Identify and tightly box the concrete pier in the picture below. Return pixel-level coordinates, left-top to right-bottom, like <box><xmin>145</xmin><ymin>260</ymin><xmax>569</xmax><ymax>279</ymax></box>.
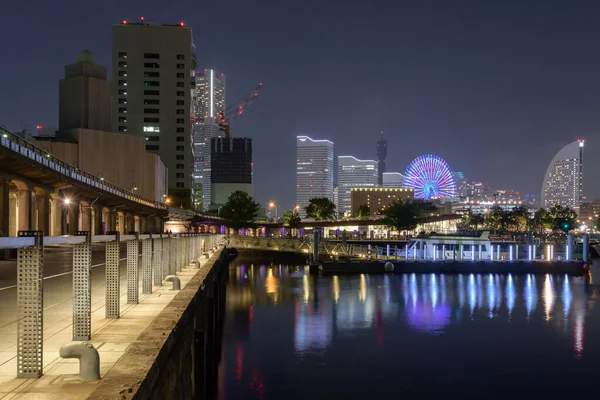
<box><xmin>0</xmin><ymin>242</ymin><xmax>227</xmax><ymax>399</ymax></box>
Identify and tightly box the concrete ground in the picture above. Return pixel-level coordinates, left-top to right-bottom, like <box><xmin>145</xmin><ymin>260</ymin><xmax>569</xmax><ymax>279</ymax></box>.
<box><xmin>0</xmin><ymin>247</ymin><xmax>215</xmax><ymax>399</ymax></box>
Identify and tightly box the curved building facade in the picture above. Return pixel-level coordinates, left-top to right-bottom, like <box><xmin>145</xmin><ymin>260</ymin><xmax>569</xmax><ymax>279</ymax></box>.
<box><xmin>540</xmin><ymin>140</ymin><xmax>584</xmax><ymax>209</ymax></box>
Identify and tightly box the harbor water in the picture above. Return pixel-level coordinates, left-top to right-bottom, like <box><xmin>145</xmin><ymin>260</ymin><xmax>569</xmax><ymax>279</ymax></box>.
<box><xmin>217</xmin><ymin>258</ymin><xmax>600</xmax><ymax>399</ymax></box>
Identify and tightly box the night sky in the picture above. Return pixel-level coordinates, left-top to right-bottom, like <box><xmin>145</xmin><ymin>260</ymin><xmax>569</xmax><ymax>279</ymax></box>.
<box><xmin>2</xmin><ymin>0</ymin><xmax>600</xmax><ymax>210</ymax></box>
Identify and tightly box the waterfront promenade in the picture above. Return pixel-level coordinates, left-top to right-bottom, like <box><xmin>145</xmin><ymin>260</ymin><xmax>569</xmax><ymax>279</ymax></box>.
<box><xmin>0</xmin><ymin>243</ymin><xmax>221</xmax><ymax>399</ymax></box>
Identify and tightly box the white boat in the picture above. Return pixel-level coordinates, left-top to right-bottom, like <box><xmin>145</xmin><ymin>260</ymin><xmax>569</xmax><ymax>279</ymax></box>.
<box><xmin>401</xmin><ymin>231</ymin><xmax>518</xmax><ymax>261</ymax></box>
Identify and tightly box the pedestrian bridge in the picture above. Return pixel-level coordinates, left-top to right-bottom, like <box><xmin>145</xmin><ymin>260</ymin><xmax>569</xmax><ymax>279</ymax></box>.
<box><xmin>226</xmin><ymin>235</ymin><xmax>374</xmax><ymax>258</ymax></box>
<box><xmin>227</xmin><ymin>235</ymin><xmax>309</xmax><ymax>253</ymax></box>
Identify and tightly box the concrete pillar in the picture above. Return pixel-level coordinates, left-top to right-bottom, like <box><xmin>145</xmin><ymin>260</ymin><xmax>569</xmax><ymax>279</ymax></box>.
<box><xmin>139</xmin><ymin>217</ymin><xmax>147</xmax><ymax>233</ymax></box>
<box><xmin>92</xmin><ymin>206</ymin><xmax>103</xmax><ymax>235</ymax></box>
<box><xmin>103</xmin><ymin>209</ymin><xmax>115</xmax><ymax>233</ymax></box>
<box><xmin>117</xmin><ymin>212</ymin><xmax>125</xmax><ymax>235</ymax></box>
<box><xmin>9</xmin><ymin>193</ymin><xmax>17</xmax><ymax>237</ymax></box>
<box><xmin>17</xmin><ymin>188</ymin><xmax>33</xmax><ymax>231</ymax></box>
<box><xmin>583</xmin><ymin>234</ymin><xmax>589</xmax><ymax>263</ymax></box>
<box><xmin>68</xmin><ymin>202</ymin><xmax>79</xmax><ymax>235</ymax></box>
<box><xmin>80</xmin><ymin>204</ymin><xmax>91</xmax><ymax>232</ymax></box>
<box><xmin>49</xmin><ymin>195</ymin><xmax>62</xmax><ymax>236</ymax></box>
<box><xmin>35</xmin><ymin>191</ymin><xmax>50</xmax><ymax>236</ymax></box>
<box><xmin>126</xmin><ymin>214</ymin><xmax>135</xmax><ymax>233</ymax></box>
<box><xmin>146</xmin><ymin>217</ymin><xmax>154</xmax><ymax>234</ymax></box>
<box><xmin>0</xmin><ymin>177</ymin><xmax>8</xmax><ymax>237</ymax></box>
<box><xmin>134</xmin><ymin>216</ymin><xmax>141</xmax><ymax>233</ymax></box>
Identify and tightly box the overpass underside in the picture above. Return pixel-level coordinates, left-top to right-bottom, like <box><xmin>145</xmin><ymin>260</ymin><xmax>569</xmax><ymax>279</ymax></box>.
<box><xmin>0</xmin><ymin>140</ymin><xmax>167</xmax><ymax>236</ymax></box>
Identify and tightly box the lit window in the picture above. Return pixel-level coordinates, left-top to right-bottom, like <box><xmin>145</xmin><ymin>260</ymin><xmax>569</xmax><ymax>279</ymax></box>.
<box><xmin>143</xmin><ymin>126</ymin><xmax>160</xmax><ymax>133</ymax></box>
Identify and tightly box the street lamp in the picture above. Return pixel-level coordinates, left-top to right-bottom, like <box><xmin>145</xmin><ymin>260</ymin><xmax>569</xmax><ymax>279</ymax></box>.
<box><xmin>63</xmin><ymin>198</ymin><xmax>71</xmax><ymax>205</ymax></box>
<box><xmin>269</xmin><ymin>202</ymin><xmax>278</xmax><ymax>220</ymax></box>
<box><xmin>294</xmin><ymin>205</ymin><xmax>300</xmax><ymax>213</ymax></box>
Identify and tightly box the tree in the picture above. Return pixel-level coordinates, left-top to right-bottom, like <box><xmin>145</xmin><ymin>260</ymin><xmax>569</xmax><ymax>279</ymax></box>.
<box><xmin>548</xmin><ymin>205</ymin><xmax>577</xmax><ymax>233</ymax></box>
<box><xmin>461</xmin><ymin>209</ymin><xmax>485</xmax><ymax>230</ymax></box>
<box><xmin>530</xmin><ymin>208</ymin><xmax>552</xmax><ymax>233</ymax></box>
<box><xmin>508</xmin><ymin>206</ymin><xmax>529</xmax><ymax>232</ymax></box>
<box><xmin>461</xmin><ymin>208</ymin><xmax>473</xmax><ymax>229</ymax></box>
<box><xmin>220</xmin><ymin>191</ymin><xmax>260</xmax><ymax>230</ymax></box>
<box><xmin>471</xmin><ymin>213</ymin><xmax>485</xmax><ymax>230</ymax></box>
<box><xmin>381</xmin><ymin>200</ymin><xmax>418</xmax><ymax>233</ymax></box>
<box><xmin>282</xmin><ymin>210</ymin><xmax>302</xmax><ymax>229</ymax></box>
<box><xmin>486</xmin><ymin>206</ymin><xmax>505</xmax><ymax>232</ymax></box>
<box><xmin>414</xmin><ymin>201</ymin><xmax>439</xmax><ymax>217</ymax></box>
<box><xmin>305</xmin><ymin>197</ymin><xmax>336</xmax><ymax>220</ymax></box>
<box><xmin>357</xmin><ymin>204</ymin><xmax>370</xmax><ymax>218</ymax></box>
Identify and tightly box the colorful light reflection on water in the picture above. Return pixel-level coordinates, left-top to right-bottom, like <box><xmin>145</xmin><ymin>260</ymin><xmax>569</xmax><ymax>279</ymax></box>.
<box><xmin>218</xmin><ymin>262</ymin><xmax>600</xmax><ymax>399</ymax></box>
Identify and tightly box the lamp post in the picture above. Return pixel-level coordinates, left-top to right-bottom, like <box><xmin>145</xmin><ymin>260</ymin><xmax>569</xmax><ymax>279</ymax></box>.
<box><xmin>269</xmin><ymin>202</ymin><xmax>278</xmax><ymax>221</ymax></box>
<box><xmin>63</xmin><ymin>198</ymin><xmax>71</xmax><ymax>235</ymax></box>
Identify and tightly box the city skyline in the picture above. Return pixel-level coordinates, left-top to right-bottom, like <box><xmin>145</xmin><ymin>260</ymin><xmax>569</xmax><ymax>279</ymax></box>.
<box><xmin>3</xmin><ymin>3</ymin><xmax>600</xmax><ymax>210</ymax></box>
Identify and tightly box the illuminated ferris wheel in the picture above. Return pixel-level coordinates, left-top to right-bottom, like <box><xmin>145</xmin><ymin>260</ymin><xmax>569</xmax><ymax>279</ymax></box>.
<box><xmin>402</xmin><ymin>154</ymin><xmax>456</xmax><ymax>200</ymax></box>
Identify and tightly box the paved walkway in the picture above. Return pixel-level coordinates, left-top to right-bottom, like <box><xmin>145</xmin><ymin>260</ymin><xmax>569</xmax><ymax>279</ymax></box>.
<box><xmin>0</xmin><ymin>251</ymin><xmax>217</xmax><ymax>399</ymax></box>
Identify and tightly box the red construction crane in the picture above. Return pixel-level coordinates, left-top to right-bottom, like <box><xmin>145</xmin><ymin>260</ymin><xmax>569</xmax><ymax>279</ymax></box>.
<box><xmin>218</xmin><ymin>82</ymin><xmax>263</xmax><ymax>137</ymax></box>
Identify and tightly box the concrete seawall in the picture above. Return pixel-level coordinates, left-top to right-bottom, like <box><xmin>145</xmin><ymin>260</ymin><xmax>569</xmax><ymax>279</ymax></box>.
<box><xmin>87</xmin><ymin>247</ymin><xmax>229</xmax><ymax>400</ymax></box>
<box><xmin>319</xmin><ymin>260</ymin><xmax>586</xmax><ymax>275</ymax></box>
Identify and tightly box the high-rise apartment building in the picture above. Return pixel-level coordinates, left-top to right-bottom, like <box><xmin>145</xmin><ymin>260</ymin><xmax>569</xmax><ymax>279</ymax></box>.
<box><xmin>337</xmin><ymin>156</ymin><xmax>378</xmax><ymax>216</ymax></box>
<box><xmin>296</xmin><ymin>136</ymin><xmax>334</xmax><ymax>218</ymax></box>
<box><xmin>377</xmin><ymin>134</ymin><xmax>387</xmax><ymax>185</ymax></box>
<box><xmin>382</xmin><ymin>172</ymin><xmax>404</xmax><ymax>188</ymax></box>
<box><xmin>210</xmin><ymin>137</ymin><xmax>252</xmax><ymax>210</ymax></box>
<box><xmin>112</xmin><ymin>21</ymin><xmax>197</xmax><ymax>208</ymax></box>
<box><xmin>541</xmin><ymin>140</ymin><xmax>584</xmax><ymax>209</ymax></box>
<box><xmin>193</xmin><ymin>69</ymin><xmax>226</xmax><ymax>210</ymax></box>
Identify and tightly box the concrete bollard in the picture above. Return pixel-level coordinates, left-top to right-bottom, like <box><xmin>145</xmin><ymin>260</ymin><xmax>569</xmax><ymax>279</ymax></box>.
<box><xmin>202</xmin><ymin>252</ymin><xmax>210</xmax><ymax>259</ymax></box>
<box><xmin>165</xmin><ymin>275</ymin><xmax>181</xmax><ymax>290</ymax></box>
<box><xmin>59</xmin><ymin>342</ymin><xmax>101</xmax><ymax>381</ymax></box>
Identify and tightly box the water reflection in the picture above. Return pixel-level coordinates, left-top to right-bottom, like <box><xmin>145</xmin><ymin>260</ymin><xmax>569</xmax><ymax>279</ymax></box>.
<box><xmin>221</xmin><ymin>263</ymin><xmax>595</xmax><ymax>399</ymax></box>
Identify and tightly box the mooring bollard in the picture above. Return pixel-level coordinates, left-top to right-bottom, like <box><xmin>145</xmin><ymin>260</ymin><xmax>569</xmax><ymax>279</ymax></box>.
<box><xmin>165</xmin><ymin>275</ymin><xmax>181</xmax><ymax>290</ymax></box>
<box><xmin>59</xmin><ymin>342</ymin><xmax>101</xmax><ymax>381</ymax></box>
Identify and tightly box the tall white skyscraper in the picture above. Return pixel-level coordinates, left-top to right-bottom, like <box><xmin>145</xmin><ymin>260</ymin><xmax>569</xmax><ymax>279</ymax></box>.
<box><xmin>193</xmin><ymin>69</ymin><xmax>226</xmax><ymax>210</ymax></box>
<box><xmin>541</xmin><ymin>140</ymin><xmax>584</xmax><ymax>209</ymax></box>
<box><xmin>337</xmin><ymin>156</ymin><xmax>378</xmax><ymax>216</ymax></box>
<box><xmin>195</xmin><ymin>69</ymin><xmax>226</xmax><ymax>123</ymax></box>
<box><xmin>296</xmin><ymin>136</ymin><xmax>334</xmax><ymax>218</ymax></box>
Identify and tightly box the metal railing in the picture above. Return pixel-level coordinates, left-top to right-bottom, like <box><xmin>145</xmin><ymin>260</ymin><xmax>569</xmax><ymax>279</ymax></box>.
<box><xmin>0</xmin><ymin>231</ymin><xmax>224</xmax><ymax>379</ymax></box>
